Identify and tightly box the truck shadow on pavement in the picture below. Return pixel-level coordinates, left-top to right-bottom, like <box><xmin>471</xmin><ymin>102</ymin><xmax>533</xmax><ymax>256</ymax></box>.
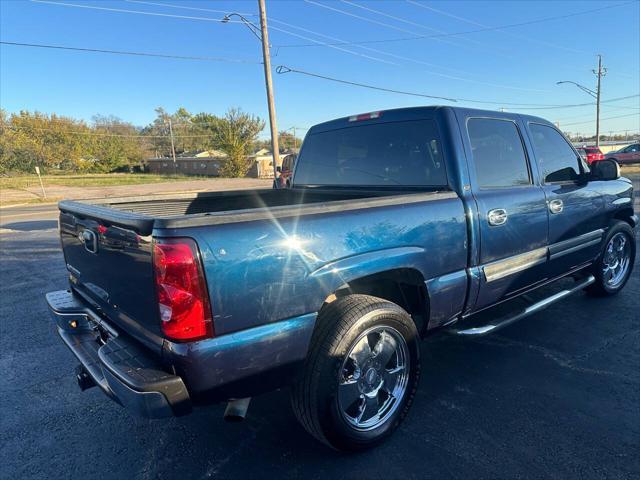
<box><xmin>0</xmin><ymin>220</ymin><xmax>58</xmax><ymax>231</ymax></box>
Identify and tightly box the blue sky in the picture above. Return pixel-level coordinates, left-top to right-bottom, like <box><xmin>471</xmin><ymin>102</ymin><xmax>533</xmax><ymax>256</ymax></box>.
<box><xmin>1</xmin><ymin>0</ymin><xmax>639</xmax><ymax>138</ymax></box>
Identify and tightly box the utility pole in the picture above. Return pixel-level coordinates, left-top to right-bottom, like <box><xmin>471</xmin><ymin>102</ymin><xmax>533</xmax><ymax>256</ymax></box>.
<box><xmin>168</xmin><ymin>118</ymin><xmax>177</xmax><ymax>175</ymax></box>
<box><xmin>593</xmin><ymin>54</ymin><xmax>606</xmax><ymax>148</ymax></box>
<box><xmin>557</xmin><ymin>55</ymin><xmax>606</xmax><ymax>148</ymax></box>
<box><xmin>257</xmin><ymin>0</ymin><xmax>280</xmax><ymax>180</ymax></box>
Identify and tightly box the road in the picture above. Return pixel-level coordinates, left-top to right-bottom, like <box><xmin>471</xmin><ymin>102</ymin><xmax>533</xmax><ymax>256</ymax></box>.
<box><xmin>0</xmin><ymin>204</ymin><xmax>60</xmax><ymax>232</ymax></box>
<box><xmin>1</xmin><ymin>195</ymin><xmax>639</xmax><ymax>479</ymax></box>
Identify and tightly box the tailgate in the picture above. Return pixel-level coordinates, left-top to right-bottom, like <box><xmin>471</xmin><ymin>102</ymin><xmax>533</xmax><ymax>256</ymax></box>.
<box><xmin>59</xmin><ymin>209</ymin><xmax>163</xmax><ymax>351</ymax></box>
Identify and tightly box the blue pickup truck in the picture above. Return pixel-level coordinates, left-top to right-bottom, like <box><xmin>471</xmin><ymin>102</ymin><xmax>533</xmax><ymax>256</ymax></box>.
<box><xmin>47</xmin><ymin>106</ymin><xmax>636</xmax><ymax>451</ymax></box>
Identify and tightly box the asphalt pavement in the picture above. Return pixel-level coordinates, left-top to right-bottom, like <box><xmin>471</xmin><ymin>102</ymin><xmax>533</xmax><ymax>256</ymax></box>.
<box><xmin>1</xmin><ymin>197</ymin><xmax>639</xmax><ymax>479</ymax></box>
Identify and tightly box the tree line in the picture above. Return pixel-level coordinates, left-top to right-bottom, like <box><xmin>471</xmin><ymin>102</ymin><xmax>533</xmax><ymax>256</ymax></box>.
<box><xmin>0</xmin><ymin>107</ymin><xmax>303</xmax><ymax>177</ymax></box>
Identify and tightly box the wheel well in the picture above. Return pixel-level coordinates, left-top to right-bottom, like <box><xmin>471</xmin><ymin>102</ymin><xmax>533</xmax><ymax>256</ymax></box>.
<box><xmin>614</xmin><ymin>207</ymin><xmax>635</xmax><ymax>227</ymax></box>
<box><xmin>329</xmin><ymin>269</ymin><xmax>430</xmax><ymax>337</ymax></box>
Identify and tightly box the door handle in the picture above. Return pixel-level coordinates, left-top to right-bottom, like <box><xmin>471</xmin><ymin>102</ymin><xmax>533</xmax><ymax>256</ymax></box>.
<box><xmin>79</xmin><ymin>229</ymin><xmax>98</xmax><ymax>254</ymax></box>
<box><xmin>548</xmin><ymin>199</ymin><xmax>564</xmax><ymax>214</ymax></box>
<box><xmin>487</xmin><ymin>208</ymin><xmax>508</xmax><ymax>226</ymax></box>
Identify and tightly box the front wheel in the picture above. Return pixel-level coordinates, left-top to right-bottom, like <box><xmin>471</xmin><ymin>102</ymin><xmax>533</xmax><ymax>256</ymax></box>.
<box><xmin>587</xmin><ymin>221</ymin><xmax>635</xmax><ymax>296</ymax></box>
<box><xmin>291</xmin><ymin>295</ymin><xmax>420</xmax><ymax>451</ymax></box>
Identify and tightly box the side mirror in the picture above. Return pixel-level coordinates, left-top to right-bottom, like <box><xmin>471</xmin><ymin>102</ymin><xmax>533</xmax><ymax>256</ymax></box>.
<box><xmin>276</xmin><ymin>166</ymin><xmax>282</xmax><ymax>173</ymax></box>
<box><xmin>591</xmin><ymin>158</ymin><xmax>620</xmax><ymax>181</ymax></box>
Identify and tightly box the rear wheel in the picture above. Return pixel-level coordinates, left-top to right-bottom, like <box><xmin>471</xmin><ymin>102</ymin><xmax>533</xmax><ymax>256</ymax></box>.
<box><xmin>587</xmin><ymin>221</ymin><xmax>635</xmax><ymax>296</ymax></box>
<box><xmin>291</xmin><ymin>294</ymin><xmax>420</xmax><ymax>451</ymax></box>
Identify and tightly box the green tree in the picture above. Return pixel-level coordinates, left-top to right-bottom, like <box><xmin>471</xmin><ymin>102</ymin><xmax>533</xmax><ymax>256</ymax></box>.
<box><xmin>213</xmin><ymin>108</ymin><xmax>265</xmax><ymax>177</ymax></box>
<box><xmin>0</xmin><ymin>111</ymin><xmax>90</xmax><ymax>173</ymax></box>
<box><xmin>86</xmin><ymin>115</ymin><xmax>148</xmax><ymax>172</ymax></box>
<box><xmin>141</xmin><ymin>107</ymin><xmax>215</xmax><ymax>157</ymax></box>
<box><xmin>278</xmin><ymin>130</ymin><xmax>303</xmax><ymax>152</ymax></box>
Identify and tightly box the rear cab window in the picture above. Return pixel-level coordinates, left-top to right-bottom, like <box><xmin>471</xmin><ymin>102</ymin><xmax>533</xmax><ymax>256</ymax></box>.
<box><xmin>528</xmin><ymin>123</ymin><xmax>584</xmax><ymax>183</ymax></box>
<box><xmin>466</xmin><ymin>118</ymin><xmax>531</xmax><ymax>188</ymax></box>
<box><xmin>293</xmin><ymin>119</ymin><xmax>448</xmax><ymax>188</ymax></box>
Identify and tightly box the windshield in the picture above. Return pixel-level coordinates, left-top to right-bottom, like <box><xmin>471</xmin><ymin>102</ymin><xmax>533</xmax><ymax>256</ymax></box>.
<box><xmin>294</xmin><ymin>119</ymin><xmax>448</xmax><ymax>187</ymax></box>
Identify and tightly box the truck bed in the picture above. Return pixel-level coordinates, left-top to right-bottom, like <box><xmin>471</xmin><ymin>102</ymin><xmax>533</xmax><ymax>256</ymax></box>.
<box><xmin>59</xmin><ymin>188</ymin><xmax>445</xmax><ymax>235</ymax></box>
<box><xmin>58</xmin><ymin>186</ymin><xmax>462</xmax><ymax>350</ymax></box>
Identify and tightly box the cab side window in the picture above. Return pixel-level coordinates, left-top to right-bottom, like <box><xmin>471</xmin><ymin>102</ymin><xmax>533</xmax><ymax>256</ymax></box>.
<box><xmin>529</xmin><ymin>124</ymin><xmax>581</xmax><ymax>183</ymax></box>
<box><xmin>467</xmin><ymin>118</ymin><xmax>531</xmax><ymax>188</ymax></box>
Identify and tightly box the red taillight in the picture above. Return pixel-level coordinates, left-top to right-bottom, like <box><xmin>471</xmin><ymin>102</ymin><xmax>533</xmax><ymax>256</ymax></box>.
<box><xmin>586</xmin><ymin>152</ymin><xmax>605</xmax><ymax>164</ymax></box>
<box><xmin>152</xmin><ymin>238</ymin><xmax>213</xmax><ymax>342</ymax></box>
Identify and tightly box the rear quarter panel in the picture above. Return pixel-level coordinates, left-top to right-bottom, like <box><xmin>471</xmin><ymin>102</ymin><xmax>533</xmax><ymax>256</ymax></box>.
<box><xmin>155</xmin><ymin>193</ymin><xmax>468</xmax><ymax>336</ymax></box>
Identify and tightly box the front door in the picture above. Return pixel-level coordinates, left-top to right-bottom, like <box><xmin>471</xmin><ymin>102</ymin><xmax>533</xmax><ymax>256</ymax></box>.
<box><xmin>464</xmin><ymin>116</ymin><xmax>550</xmax><ymax>310</ymax></box>
<box><xmin>525</xmin><ymin>123</ymin><xmax>605</xmax><ymax>275</ymax></box>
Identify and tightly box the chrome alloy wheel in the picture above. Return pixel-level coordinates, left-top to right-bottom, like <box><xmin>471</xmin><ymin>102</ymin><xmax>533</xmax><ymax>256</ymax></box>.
<box><xmin>603</xmin><ymin>232</ymin><xmax>631</xmax><ymax>288</ymax></box>
<box><xmin>338</xmin><ymin>326</ymin><xmax>410</xmax><ymax>431</ymax></box>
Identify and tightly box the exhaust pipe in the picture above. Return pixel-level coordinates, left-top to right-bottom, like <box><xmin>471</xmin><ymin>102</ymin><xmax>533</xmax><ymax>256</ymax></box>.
<box><xmin>223</xmin><ymin>398</ymin><xmax>251</xmax><ymax>422</ymax></box>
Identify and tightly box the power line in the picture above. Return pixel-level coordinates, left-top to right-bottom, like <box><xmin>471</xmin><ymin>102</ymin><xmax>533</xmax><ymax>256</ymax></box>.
<box><xmin>123</xmin><ymin>0</ymin><xmax>403</xmax><ymax>68</ymax></box>
<box><xmin>30</xmin><ymin>0</ymin><xmax>395</xmax><ymax>66</ymax></box>
<box><xmin>278</xmin><ymin>1</ymin><xmax>635</xmax><ymax>48</ymax></box>
<box><xmin>127</xmin><ymin>0</ymin><xmax>482</xmax><ymax>76</ymax></box>
<box><xmin>601</xmin><ymin>103</ymin><xmax>640</xmax><ymax>111</ymax></box>
<box><xmin>305</xmin><ymin>0</ymin><xmax>450</xmax><ymax>41</ymax></box>
<box><xmin>406</xmin><ymin>0</ymin><xmax>589</xmax><ymax>55</ymax></box>
<box><xmin>125</xmin><ymin>0</ymin><xmax>257</xmax><ymax>17</ymax></box>
<box><xmin>338</xmin><ymin>0</ymin><xmax>507</xmax><ymax>55</ymax></box>
<box><xmin>276</xmin><ymin>65</ymin><xmax>640</xmax><ymax>108</ymax></box>
<box><xmin>331</xmin><ymin>0</ymin><xmax>476</xmax><ymax>51</ymax></box>
<box><xmin>555</xmin><ymin>106</ymin><xmax>640</xmax><ymax>121</ymax></box>
<box><xmin>276</xmin><ymin>65</ymin><xmax>457</xmax><ymax>102</ymax></box>
<box><xmin>0</xmin><ymin>41</ymin><xmax>261</xmax><ymax>64</ymax></box>
<box><xmin>267</xmin><ymin>23</ymin><xmax>396</xmax><ymax>66</ymax></box>
<box><xmin>511</xmin><ymin>95</ymin><xmax>640</xmax><ymax>110</ymax></box>
<box><xmin>30</xmin><ymin>0</ymin><xmax>245</xmax><ymax>23</ymax></box>
<box><xmin>132</xmin><ymin>0</ymin><xmax>548</xmax><ymax>92</ymax></box>
<box><xmin>269</xmin><ymin>18</ymin><xmax>545</xmax><ymax>92</ymax></box>
<box><xmin>559</xmin><ymin>112</ymin><xmax>640</xmax><ymax>127</ymax></box>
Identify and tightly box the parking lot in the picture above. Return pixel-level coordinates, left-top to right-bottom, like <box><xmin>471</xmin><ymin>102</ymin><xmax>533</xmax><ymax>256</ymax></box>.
<box><xmin>1</xmin><ymin>186</ymin><xmax>639</xmax><ymax>479</ymax></box>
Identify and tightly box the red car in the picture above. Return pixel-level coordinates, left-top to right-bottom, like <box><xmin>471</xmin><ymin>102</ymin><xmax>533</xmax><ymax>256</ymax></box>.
<box><xmin>605</xmin><ymin>143</ymin><xmax>640</xmax><ymax>165</ymax></box>
<box><xmin>576</xmin><ymin>146</ymin><xmax>605</xmax><ymax>164</ymax></box>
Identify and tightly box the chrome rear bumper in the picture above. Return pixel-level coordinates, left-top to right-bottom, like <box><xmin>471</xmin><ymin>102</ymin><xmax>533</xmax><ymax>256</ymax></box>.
<box><xmin>46</xmin><ymin>290</ymin><xmax>191</xmax><ymax>418</ymax></box>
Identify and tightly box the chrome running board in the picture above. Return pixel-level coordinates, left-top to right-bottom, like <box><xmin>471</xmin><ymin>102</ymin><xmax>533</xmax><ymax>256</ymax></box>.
<box><xmin>451</xmin><ymin>275</ymin><xmax>595</xmax><ymax>336</ymax></box>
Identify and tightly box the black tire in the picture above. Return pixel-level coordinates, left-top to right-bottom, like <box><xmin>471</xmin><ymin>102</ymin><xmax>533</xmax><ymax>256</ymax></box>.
<box><xmin>291</xmin><ymin>294</ymin><xmax>420</xmax><ymax>451</ymax></box>
<box><xmin>586</xmin><ymin>221</ymin><xmax>635</xmax><ymax>296</ymax></box>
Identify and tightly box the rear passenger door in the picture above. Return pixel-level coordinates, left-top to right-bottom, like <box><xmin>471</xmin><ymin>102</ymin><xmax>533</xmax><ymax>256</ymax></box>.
<box><xmin>526</xmin><ymin>123</ymin><xmax>605</xmax><ymax>275</ymax></box>
<box><xmin>464</xmin><ymin>117</ymin><xmax>550</xmax><ymax>310</ymax></box>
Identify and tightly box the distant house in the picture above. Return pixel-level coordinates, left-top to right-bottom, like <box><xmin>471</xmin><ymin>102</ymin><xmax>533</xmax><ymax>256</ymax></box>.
<box><xmin>146</xmin><ymin>150</ymin><xmax>228</xmax><ymax>176</ymax></box>
<box><xmin>145</xmin><ymin>149</ymin><xmax>295</xmax><ymax>178</ymax></box>
<box><xmin>248</xmin><ymin>150</ymin><xmax>295</xmax><ymax>178</ymax></box>
<box><xmin>177</xmin><ymin>150</ymin><xmax>227</xmax><ymax>159</ymax></box>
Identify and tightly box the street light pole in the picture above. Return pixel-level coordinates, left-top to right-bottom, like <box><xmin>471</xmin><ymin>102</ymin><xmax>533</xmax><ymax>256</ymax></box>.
<box><xmin>257</xmin><ymin>0</ymin><xmax>280</xmax><ymax>180</ymax></box>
